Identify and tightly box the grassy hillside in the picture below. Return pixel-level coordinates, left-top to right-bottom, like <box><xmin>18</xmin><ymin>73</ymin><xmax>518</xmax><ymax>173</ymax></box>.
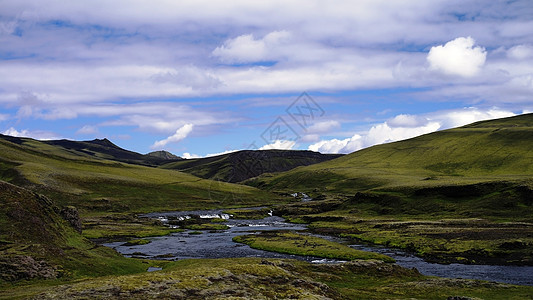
<box><xmin>161</xmin><ymin>149</ymin><xmax>343</xmax><ymax>182</ymax></box>
<box><xmin>250</xmin><ymin>113</ymin><xmax>533</xmax><ymax>197</ymax></box>
<box><xmin>0</xmin><ymin>135</ymin><xmax>279</xmax><ymax>215</ymax></box>
<box><xmin>248</xmin><ymin>113</ymin><xmax>533</xmax><ymax>265</ymax></box>
<box><xmin>0</xmin><ymin>181</ymin><xmax>146</xmax><ymax>285</ymax></box>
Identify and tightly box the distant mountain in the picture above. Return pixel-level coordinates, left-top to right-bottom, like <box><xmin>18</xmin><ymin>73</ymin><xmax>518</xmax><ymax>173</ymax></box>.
<box><xmin>43</xmin><ymin>138</ymin><xmax>181</xmax><ymax>166</ymax></box>
<box><xmin>146</xmin><ymin>150</ymin><xmax>181</xmax><ymax>160</ymax></box>
<box><xmin>161</xmin><ymin>150</ymin><xmax>343</xmax><ymax>183</ymax></box>
<box><xmin>0</xmin><ymin>134</ymin><xmax>277</xmax><ymax>213</ymax></box>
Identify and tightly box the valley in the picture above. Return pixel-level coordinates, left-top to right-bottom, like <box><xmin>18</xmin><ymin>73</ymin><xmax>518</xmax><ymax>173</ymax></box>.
<box><xmin>1</xmin><ymin>114</ymin><xmax>533</xmax><ymax>299</ymax></box>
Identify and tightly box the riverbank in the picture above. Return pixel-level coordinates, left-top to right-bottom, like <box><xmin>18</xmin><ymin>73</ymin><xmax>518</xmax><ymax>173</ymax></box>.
<box><xmin>104</xmin><ymin>208</ymin><xmax>533</xmax><ymax>286</ymax></box>
<box><xmin>15</xmin><ymin>258</ymin><xmax>533</xmax><ymax>300</ymax></box>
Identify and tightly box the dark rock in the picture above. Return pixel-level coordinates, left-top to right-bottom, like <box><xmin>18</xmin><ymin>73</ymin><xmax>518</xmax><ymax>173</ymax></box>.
<box><xmin>60</xmin><ymin>206</ymin><xmax>82</xmax><ymax>233</ymax></box>
<box><xmin>0</xmin><ymin>255</ymin><xmax>58</xmax><ymax>281</ymax></box>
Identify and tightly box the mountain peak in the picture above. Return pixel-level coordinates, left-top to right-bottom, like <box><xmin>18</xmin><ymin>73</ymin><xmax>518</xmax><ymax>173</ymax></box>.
<box><xmin>146</xmin><ymin>150</ymin><xmax>181</xmax><ymax>160</ymax></box>
<box><xmin>88</xmin><ymin>138</ymin><xmax>117</xmax><ymax>148</ymax></box>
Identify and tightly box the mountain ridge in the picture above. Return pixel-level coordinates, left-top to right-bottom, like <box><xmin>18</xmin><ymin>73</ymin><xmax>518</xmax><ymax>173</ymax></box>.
<box><xmin>161</xmin><ymin>149</ymin><xmax>343</xmax><ymax>182</ymax></box>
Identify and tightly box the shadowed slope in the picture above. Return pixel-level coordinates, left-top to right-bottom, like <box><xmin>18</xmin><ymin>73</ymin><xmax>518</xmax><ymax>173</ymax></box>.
<box><xmin>162</xmin><ymin>149</ymin><xmax>343</xmax><ymax>182</ymax></box>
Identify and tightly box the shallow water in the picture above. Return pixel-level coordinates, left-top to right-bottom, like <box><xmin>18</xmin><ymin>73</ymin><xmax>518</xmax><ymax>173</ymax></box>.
<box><xmin>350</xmin><ymin>245</ymin><xmax>533</xmax><ymax>286</ymax></box>
<box><xmin>105</xmin><ymin>209</ymin><xmax>333</xmax><ymax>263</ymax></box>
<box><xmin>103</xmin><ymin>209</ymin><xmax>533</xmax><ymax>286</ymax></box>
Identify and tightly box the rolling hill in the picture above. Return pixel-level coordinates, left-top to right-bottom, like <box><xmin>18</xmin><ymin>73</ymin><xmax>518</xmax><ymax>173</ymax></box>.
<box><xmin>0</xmin><ymin>134</ymin><xmax>279</xmax><ymax>215</ymax></box>
<box><xmin>247</xmin><ymin>113</ymin><xmax>533</xmax><ymax>265</ymax></box>
<box><xmin>161</xmin><ymin>149</ymin><xmax>343</xmax><ymax>182</ymax></box>
<box><xmin>42</xmin><ymin>137</ymin><xmax>182</xmax><ymax>166</ymax></box>
<box><xmin>249</xmin><ymin>113</ymin><xmax>533</xmax><ymax>197</ymax></box>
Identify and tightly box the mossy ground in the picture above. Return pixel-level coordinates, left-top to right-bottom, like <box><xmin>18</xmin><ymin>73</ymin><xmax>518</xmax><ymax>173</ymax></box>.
<box><xmin>6</xmin><ymin>258</ymin><xmax>533</xmax><ymax>299</ymax></box>
<box><xmin>234</xmin><ymin>231</ymin><xmax>394</xmax><ymax>262</ymax></box>
<box><xmin>276</xmin><ymin>199</ymin><xmax>533</xmax><ymax>265</ymax></box>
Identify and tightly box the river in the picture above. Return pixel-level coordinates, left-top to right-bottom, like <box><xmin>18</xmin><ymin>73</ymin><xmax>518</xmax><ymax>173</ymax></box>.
<box><xmin>103</xmin><ymin>209</ymin><xmax>533</xmax><ymax>286</ymax></box>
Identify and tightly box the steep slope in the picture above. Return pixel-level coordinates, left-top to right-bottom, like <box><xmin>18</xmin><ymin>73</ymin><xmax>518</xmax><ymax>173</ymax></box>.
<box><xmin>43</xmin><ymin>137</ymin><xmax>181</xmax><ymax>166</ymax></box>
<box><xmin>0</xmin><ymin>180</ymin><xmax>145</xmax><ymax>283</ymax></box>
<box><xmin>161</xmin><ymin>149</ymin><xmax>343</xmax><ymax>182</ymax></box>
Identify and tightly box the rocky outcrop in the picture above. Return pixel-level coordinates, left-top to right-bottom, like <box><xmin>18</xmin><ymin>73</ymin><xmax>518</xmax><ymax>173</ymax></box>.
<box><xmin>60</xmin><ymin>206</ymin><xmax>82</xmax><ymax>233</ymax></box>
<box><xmin>0</xmin><ymin>255</ymin><xmax>58</xmax><ymax>281</ymax></box>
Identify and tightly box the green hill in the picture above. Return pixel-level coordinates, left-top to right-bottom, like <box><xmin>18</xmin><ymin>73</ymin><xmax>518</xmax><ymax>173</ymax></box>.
<box><xmin>42</xmin><ymin>137</ymin><xmax>181</xmax><ymax>166</ymax></box>
<box><xmin>0</xmin><ymin>180</ymin><xmax>146</xmax><ymax>284</ymax></box>
<box><xmin>161</xmin><ymin>149</ymin><xmax>343</xmax><ymax>183</ymax></box>
<box><xmin>0</xmin><ymin>135</ymin><xmax>277</xmax><ymax>214</ymax></box>
<box><xmin>247</xmin><ymin>113</ymin><xmax>533</xmax><ymax>265</ymax></box>
<box><xmin>250</xmin><ymin>113</ymin><xmax>533</xmax><ymax>197</ymax></box>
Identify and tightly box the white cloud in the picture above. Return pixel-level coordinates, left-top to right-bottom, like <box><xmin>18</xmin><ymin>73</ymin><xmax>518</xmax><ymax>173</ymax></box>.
<box><xmin>76</xmin><ymin>125</ymin><xmax>98</xmax><ymax>135</ymax></box>
<box><xmin>306</xmin><ymin>120</ymin><xmax>341</xmax><ymax>133</ymax></box>
<box><xmin>309</xmin><ymin>136</ymin><xmax>361</xmax><ymax>154</ymax></box>
<box><xmin>387</xmin><ymin>114</ymin><xmax>429</xmax><ymax>128</ymax></box>
<box><xmin>0</xmin><ymin>114</ymin><xmax>9</xmax><ymax>121</ymax></box>
<box><xmin>0</xmin><ymin>0</ymin><xmax>532</xmax><ymax>155</ymax></box>
<box><xmin>301</xmin><ymin>134</ymin><xmax>320</xmax><ymax>143</ymax></box>
<box><xmin>507</xmin><ymin>45</ymin><xmax>533</xmax><ymax>60</ymax></box>
<box><xmin>205</xmin><ymin>149</ymin><xmax>239</xmax><ymax>157</ymax></box>
<box><xmin>151</xmin><ymin>124</ymin><xmax>194</xmax><ymax>150</ymax></box>
<box><xmin>182</xmin><ymin>152</ymin><xmax>201</xmax><ymax>159</ymax></box>
<box><xmin>150</xmin><ymin>66</ymin><xmax>222</xmax><ymax>89</ymax></box>
<box><xmin>427</xmin><ymin>37</ymin><xmax>487</xmax><ymax>77</ymax></box>
<box><xmin>259</xmin><ymin>139</ymin><xmax>296</xmax><ymax>150</ymax></box>
<box><xmin>212</xmin><ymin>31</ymin><xmax>291</xmax><ymax>63</ymax></box>
<box><xmin>2</xmin><ymin>127</ymin><xmax>60</xmax><ymax>140</ymax></box>
<box><xmin>309</xmin><ymin>107</ymin><xmax>515</xmax><ymax>154</ymax></box>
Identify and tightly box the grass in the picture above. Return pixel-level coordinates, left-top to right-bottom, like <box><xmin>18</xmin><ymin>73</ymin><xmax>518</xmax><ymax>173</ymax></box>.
<box><xmin>6</xmin><ymin>257</ymin><xmax>533</xmax><ymax>299</ymax></box>
<box><xmin>275</xmin><ymin>201</ymin><xmax>533</xmax><ymax>265</ymax></box>
<box><xmin>246</xmin><ymin>114</ymin><xmax>533</xmax><ymax>265</ymax></box>
<box><xmin>160</xmin><ymin>149</ymin><xmax>342</xmax><ymax>183</ymax></box>
<box><xmin>0</xmin><ymin>136</ymin><xmax>284</xmax><ymax>216</ymax></box>
<box><xmin>233</xmin><ymin>231</ymin><xmax>394</xmax><ymax>262</ymax></box>
<box><xmin>0</xmin><ymin>181</ymin><xmax>148</xmax><ymax>287</ymax></box>
<box><xmin>248</xmin><ymin>113</ymin><xmax>533</xmax><ymax>195</ymax></box>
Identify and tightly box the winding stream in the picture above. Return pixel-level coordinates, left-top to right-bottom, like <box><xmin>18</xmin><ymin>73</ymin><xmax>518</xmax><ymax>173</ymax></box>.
<box><xmin>103</xmin><ymin>209</ymin><xmax>533</xmax><ymax>286</ymax></box>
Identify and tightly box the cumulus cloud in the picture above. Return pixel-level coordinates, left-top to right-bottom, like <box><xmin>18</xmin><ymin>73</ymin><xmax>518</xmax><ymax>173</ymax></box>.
<box><xmin>151</xmin><ymin>124</ymin><xmax>194</xmax><ymax>150</ymax></box>
<box><xmin>259</xmin><ymin>139</ymin><xmax>296</xmax><ymax>150</ymax></box>
<box><xmin>2</xmin><ymin>127</ymin><xmax>60</xmax><ymax>140</ymax></box>
<box><xmin>427</xmin><ymin>37</ymin><xmax>487</xmax><ymax>77</ymax></box>
<box><xmin>212</xmin><ymin>31</ymin><xmax>291</xmax><ymax>63</ymax></box>
<box><xmin>309</xmin><ymin>108</ymin><xmax>515</xmax><ymax>154</ymax></box>
<box><xmin>386</xmin><ymin>114</ymin><xmax>429</xmax><ymax>128</ymax></box>
<box><xmin>309</xmin><ymin>136</ymin><xmax>361</xmax><ymax>154</ymax></box>
<box><xmin>182</xmin><ymin>152</ymin><xmax>201</xmax><ymax>159</ymax></box>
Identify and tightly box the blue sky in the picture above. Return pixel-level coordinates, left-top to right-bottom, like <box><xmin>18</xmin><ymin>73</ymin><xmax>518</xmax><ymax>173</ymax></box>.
<box><xmin>0</xmin><ymin>1</ymin><xmax>532</xmax><ymax>157</ymax></box>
